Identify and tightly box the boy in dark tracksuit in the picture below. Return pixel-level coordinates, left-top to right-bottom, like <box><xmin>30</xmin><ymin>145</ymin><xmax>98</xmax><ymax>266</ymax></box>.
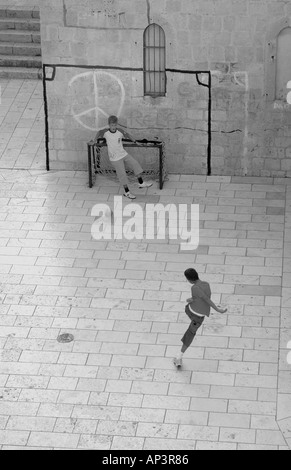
<box><xmin>174</xmin><ymin>268</ymin><xmax>228</xmax><ymax>368</ymax></box>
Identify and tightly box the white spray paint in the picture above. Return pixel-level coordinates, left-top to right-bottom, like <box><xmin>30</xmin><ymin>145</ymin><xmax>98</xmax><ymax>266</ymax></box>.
<box><xmin>69</xmin><ymin>71</ymin><xmax>126</xmax><ymax>131</ymax></box>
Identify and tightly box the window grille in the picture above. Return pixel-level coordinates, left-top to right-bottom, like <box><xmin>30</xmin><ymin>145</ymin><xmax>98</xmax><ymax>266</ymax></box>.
<box><xmin>144</xmin><ymin>23</ymin><xmax>166</xmax><ymax>97</ymax></box>
<box><xmin>276</xmin><ymin>27</ymin><xmax>291</xmax><ymax>100</ymax></box>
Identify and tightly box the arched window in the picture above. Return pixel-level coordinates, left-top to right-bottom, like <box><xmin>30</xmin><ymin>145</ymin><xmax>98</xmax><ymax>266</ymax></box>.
<box><xmin>276</xmin><ymin>27</ymin><xmax>291</xmax><ymax>100</ymax></box>
<box><xmin>143</xmin><ymin>23</ymin><xmax>166</xmax><ymax>97</ymax></box>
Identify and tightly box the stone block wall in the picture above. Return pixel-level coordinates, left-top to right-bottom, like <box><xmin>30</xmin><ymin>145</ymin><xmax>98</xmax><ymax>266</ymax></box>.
<box><xmin>40</xmin><ymin>0</ymin><xmax>291</xmax><ymax>176</ymax></box>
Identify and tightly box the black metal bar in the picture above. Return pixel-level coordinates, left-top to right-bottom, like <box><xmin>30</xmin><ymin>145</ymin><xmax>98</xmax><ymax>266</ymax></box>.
<box><xmin>159</xmin><ymin>27</ymin><xmax>161</xmax><ymax>93</ymax></box>
<box><xmin>42</xmin><ymin>63</ymin><xmax>144</xmax><ymax>72</ymax></box>
<box><xmin>43</xmin><ymin>65</ymin><xmax>56</xmax><ymax>82</ymax></box>
<box><xmin>166</xmin><ymin>68</ymin><xmax>210</xmax><ymax>74</ymax></box>
<box><xmin>43</xmin><ymin>63</ymin><xmax>209</xmax><ymax>75</ymax></box>
<box><xmin>159</xmin><ymin>144</ymin><xmax>163</xmax><ymax>190</ymax></box>
<box><xmin>208</xmin><ymin>73</ymin><xmax>212</xmax><ymax>176</ymax></box>
<box><xmin>143</xmin><ymin>28</ymin><xmax>147</xmax><ymax>96</ymax></box>
<box><xmin>88</xmin><ymin>143</ymin><xmax>93</xmax><ymax>188</ymax></box>
<box><xmin>95</xmin><ymin>140</ymin><xmax>163</xmax><ymax>146</ymax></box>
<box><xmin>95</xmin><ymin>145</ymin><xmax>101</xmax><ymax>172</ymax></box>
<box><xmin>154</xmin><ymin>24</ymin><xmax>156</xmax><ymax>93</ymax></box>
<box><xmin>196</xmin><ymin>73</ymin><xmax>209</xmax><ymax>88</ymax></box>
<box><xmin>163</xmin><ymin>29</ymin><xmax>166</xmax><ymax>95</ymax></box>
<box><xmin>195</xmin><ymin>72</ymin><xmax>212</xmax><ymax>175</ymax></box>
<box><xmin>42</xmin><ymin>64</ymin><xmax>50</xmax><ymax>171</ymax></box>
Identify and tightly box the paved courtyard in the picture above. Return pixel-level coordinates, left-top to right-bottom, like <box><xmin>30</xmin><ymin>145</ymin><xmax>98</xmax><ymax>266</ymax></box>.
<box><xmin>0</xmin><ymin>78</ymin><xmax>291</xmax><ymax>450</ymax></box>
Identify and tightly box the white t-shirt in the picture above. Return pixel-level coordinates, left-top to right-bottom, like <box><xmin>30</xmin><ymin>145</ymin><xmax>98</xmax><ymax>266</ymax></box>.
<box><xmin>104</xmin><ymin>130</ymin><xmax>128</xmax><ymax>162</ymax></box>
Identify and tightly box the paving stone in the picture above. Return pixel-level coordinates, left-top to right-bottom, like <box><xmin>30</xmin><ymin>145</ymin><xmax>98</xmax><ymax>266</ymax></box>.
<box><xmin>251</xmin><ymin>415</ymin><xmax>279</xmax><ymax>431</ymax></box>
<box><xmin>108</xmin><ymin>392</ymin><xmax>143</xmax><ymax>408</ymax></box>
<box><xmin>0</xmin><ymin>430</ymin><xmax>29</xmax><ymax>446</ymax></box>
<box><xmin>144</xmin><ymin>437</ymin><xmax>195</xmax><ymax>450</ymax></box>
<box><xmin>18</xmin><ymin>389</ymin><xmax>59</xmax><ymax>403</ymax></box>
<box><xmin>165</xmin><ymin>409</ymin><xmax>208</xmax><ymax>426</ymax></box>
<box><xmin>209</xmin><ymin>385</ymin><xmax>257</xmax><ymax>401</ymax></box>
<box><xmin>120</xmin><ymin>407</ymin><xmax>165</xmax><ymax>423</ymax></box>
<box><xmin>190</xmin><ymin>397</ymin><xmax>228</xmax><ymax>413</ymax></box>
<box><xmin>235</xmin><ymin>375</ymin><xmax>277</xmax><ymax>389</ymax></box>
<box><xmin>204</xmin><ymin>345</ymin><xmax>245</xmax><ymax>361</ymax></box>
<box><xmin>6</xmin><ymin>375</ymin><xmax>49</xmax><ymax>389</ymax></box>
<box><xmin>218</xmin><ymin>361</ymin><xmax>259</xmax><ymax>375</ymax></box>
<box><xmin>120</xmin><ymin>368</ymin><xmax>154</xmax><ymax>382</ymax></box>
<box><xmin>238</xmin><ymin>443</ymin><xmax>280</xmax><ymax>450</ymax></box>
<box><xmin>196</xmin><ymin>441</ymin><xmax>237</xmax><ymax>450</ymax></box>
<box><xmin>256</xmin><ymin>430</ymin><xmax>287</xmax><ymax>447</ymax></box>
<box><xmin>136</xmin><ymin>423</ymin><xmax>178</xmax><ymax>438</ymax></box>
<box><xmin>54</xmin><ymin>418</ymin><xmax>98</xmax><ymax>434</ymax></box>
<box><xmin>219</xmin><ymin>428</ymin><xmax>256</xmax><ymax>444</ymax></box>
<box><xmin>142</xmin><ymin>395</ymin><xmax>190</xmax><ymax>411</ymax></box>
<box><xmin>228</xmin><ymin>400</ymin><xmax>276</xmax><ymax>416</ymax></box>
<box><xmin>28</xmin><ymin>432</ymin><xmax>79</xmax><ymax>449</ymax></box>
<box><xmin>72</xmin><ymin>405</ymin><xmax>121</xmax><ymax>421</ymax></box>
<box><xmin>178</xmin><ymin>425</ymin><xmax>219</xmax><ymax>441</ymax></box>
<box><xmin>6</xmin><ymin>416</ymin><xmax>55</xmax><ymax>432</ymax></box>
<box><xmin>131</xmin><ymin>381</ymin><xmax>169</xmax><ymax>396</ymax></box>
<box><xmin>110</xmin><ymin>436</ymin><xmax>144</xmax><ymax>450</ymax></box>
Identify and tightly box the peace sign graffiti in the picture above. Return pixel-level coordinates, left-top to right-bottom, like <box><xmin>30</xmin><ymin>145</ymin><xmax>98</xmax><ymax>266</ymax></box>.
<box><xmin>69</xmin><ymin>70</ymin><xmax>126</xmax><ymax>131</ymax></box>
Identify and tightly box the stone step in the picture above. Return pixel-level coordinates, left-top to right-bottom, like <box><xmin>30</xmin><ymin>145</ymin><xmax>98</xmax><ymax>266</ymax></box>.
<box><xmin>0</xmin><ymin>7</ymin><xmax>40</xmax><ymax>19</ymax></box>
<box><xmin>0</xmin><ymin>54</ymin><xmax>42</xmax><ymax>68</ymax></box>
<box><xmin>0</xmin><ymin>30</ymin><xmax>41</xmax><ymax>43</ymax></box>
<box><xmin>0</xmin><ymin>18</ymin><xmax>40</xmax><ymax>31</ymax></box>
<box><xmin>0</xmin><ymin>66</ymin><xmax>42</xmax><ymax>79</ymax></box>
<box><xmin>0</xmin><ymin>41</ymin><xmax>41</xmax><ymax>56</ymax></box>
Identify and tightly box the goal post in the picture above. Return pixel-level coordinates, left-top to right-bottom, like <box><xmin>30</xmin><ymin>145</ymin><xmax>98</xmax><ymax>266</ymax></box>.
<box><xmin>87</xmin><ymin>139</ymin><xmax>166</xmax><ymax>189</ymax></box>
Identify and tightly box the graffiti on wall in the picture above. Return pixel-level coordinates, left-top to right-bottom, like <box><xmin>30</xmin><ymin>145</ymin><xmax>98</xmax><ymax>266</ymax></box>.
<box><xmin>69</xmin><ymin>71</ymin><xmax>126</xmax><ymax>131</ymax></box>
<box><xmin>65</xmin><ymin>0</ymin><xmax>128</xmax><ymax>29</ymax></box>
<box><xmin>68</xmin><ymin>71</ymin><xmax>209</xmax><ymax>133</ymax></box>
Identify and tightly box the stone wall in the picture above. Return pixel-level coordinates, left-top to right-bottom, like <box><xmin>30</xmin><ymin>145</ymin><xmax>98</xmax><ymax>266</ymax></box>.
<box><xmin>0</xmin><ymin>0</ymin><xmax>39</xmax><ymax>5</ymax></box>
<box><xmin>40</xmin><ymin>0</ymin><xmax>291</xmax><ymax>176</ymax></box>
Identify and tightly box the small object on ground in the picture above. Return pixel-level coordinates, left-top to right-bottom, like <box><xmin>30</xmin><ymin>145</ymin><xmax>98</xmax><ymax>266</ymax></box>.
<box><xmin>173</xmin><ymin>357</ymin><xmax>182</xmax><ymax>368</ymax></box>
<box><xmin>57</xmin><ymin>333</ymin><xmax>74</xmax><ymax>343</ymax></box>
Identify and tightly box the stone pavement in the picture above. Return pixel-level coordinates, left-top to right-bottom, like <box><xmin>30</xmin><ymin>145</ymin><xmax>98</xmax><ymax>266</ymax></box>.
<box><xmin>0</xmin><ymin>78</ymin><xmax>291</xmax><ymax>450</ymax></box>
<box><xmin>0</xmin><ymin>79</ymin><xmax>44</xmax><ymax>169</ymax></box>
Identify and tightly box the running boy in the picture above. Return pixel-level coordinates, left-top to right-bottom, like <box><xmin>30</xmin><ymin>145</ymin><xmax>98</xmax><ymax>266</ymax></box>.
<box><xmin>174</xmin><ymin>268</ymin><xmax>228</xmax><ymax>368</ymax></box>
<box><xmin>94</xmin><ymin>115</ymin><xmax>153</xmax><ymax>200</ymax></box>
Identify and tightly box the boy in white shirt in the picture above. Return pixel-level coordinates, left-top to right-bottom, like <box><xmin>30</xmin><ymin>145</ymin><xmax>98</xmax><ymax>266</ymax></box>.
<box><xmin>94</xmin><ymin>115</ymin><xmax>153</xmax><ymax>199</ymax></box>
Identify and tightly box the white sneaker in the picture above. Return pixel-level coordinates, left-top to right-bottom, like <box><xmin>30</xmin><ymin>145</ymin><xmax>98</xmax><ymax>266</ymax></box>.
<box><xmin>123</xmin><ymin>191</ymin><xmax>136</xmax><ymax>200</ymax></box>
<box><xmin>139</xmin><ymin>181</ymin><xmax>153</xmax><ymax>189</ymax></box>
